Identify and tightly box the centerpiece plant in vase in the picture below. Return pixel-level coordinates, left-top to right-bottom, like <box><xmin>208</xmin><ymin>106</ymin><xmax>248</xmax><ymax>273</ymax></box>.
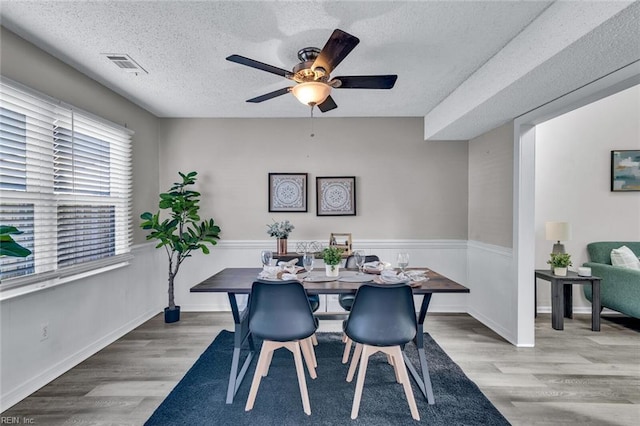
<box><xmin>266</xmin><ymin>220</ymin><xmax>294</xmax><ymax>255</ymax></box>
<box><xmin>322</xmin><ymin>245</ymin><xmax>344</xmax><ymax>277</ymax></box>
<box><xmin>140</xmin><ymin>171</ymin><xmax>221</xmax><ymax>323</ymax></box>
<box><xmin>547</xmin><ymin>252</ymin><xmax>572</xmax><ymax>276</ymax></box>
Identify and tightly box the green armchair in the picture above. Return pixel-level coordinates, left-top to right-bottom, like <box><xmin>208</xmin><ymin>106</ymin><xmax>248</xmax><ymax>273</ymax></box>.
<box><xmin>583</xmin><ymin>241</ymin><xmax>640</xmax><ymax>319</ymax></box>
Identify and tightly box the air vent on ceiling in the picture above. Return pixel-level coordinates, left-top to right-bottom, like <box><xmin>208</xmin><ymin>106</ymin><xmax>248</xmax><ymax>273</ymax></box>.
<box><xmin>103</xmin><ymin>53</ymin><xmax>148</xmax><ymax>74</ymax></box>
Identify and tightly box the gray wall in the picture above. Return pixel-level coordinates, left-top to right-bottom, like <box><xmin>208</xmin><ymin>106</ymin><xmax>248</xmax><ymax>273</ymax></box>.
<box><xmin>158</xmin><ymin>117</ymin><xmax>469</xmax><ymax>241</ymax></box>
<box><xmin>468</xmin><ymin>122</ymin><xmax>514</xmax><ymax>247</ymax></box>
<box><xmin>465</xmin><ymin>122</ymin><xmax>516</xmax><ymax>343</ymax></box>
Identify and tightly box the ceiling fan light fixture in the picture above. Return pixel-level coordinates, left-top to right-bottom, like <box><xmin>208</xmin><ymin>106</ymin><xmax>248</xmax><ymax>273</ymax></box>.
<box><xmin>291</xmin><ymin>81</ymin><xmax>331</xmax><ymax>106</ymax></box>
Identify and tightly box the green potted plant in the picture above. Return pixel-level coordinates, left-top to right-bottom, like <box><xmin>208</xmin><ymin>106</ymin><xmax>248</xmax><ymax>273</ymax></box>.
<box><xmin>140</xmin><ymin>171</ymin><xmax>221</xmax><ymax>323</ymax></box>
<box><xmin>547</xmin><ymin>252</ymin><xmax>572</xmax><ymax>276</ymax></box>
<box><xmin>322</xmin><ymin>245</ymin><xmax>343</xmax><ymax>277</ymax></box>
<box><xmin>0</xmin><ymin>226</ymin><xmax>32</xmax><ymax>258</ymax></box>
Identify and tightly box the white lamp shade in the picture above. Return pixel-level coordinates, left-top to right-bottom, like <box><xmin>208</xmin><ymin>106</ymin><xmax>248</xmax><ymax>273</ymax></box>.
<box><xmin>291</xmin><ymin>82</ymin><xmax>331</xmax><ymax>106</ymax></box>
<box><xmin>545</xmin><ymin>221</ymin><xmax>571</xmax><ymax>241</ymax></box>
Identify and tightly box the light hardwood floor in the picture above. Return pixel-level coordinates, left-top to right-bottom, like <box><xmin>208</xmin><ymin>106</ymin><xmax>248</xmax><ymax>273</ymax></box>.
<box><xmin>2</xmin><ymin>312</ymin><xmax>639</xmax><ymax>425</ymax></box>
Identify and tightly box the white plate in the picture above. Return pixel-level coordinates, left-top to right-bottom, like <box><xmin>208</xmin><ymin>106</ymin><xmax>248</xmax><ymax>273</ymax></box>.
<box><xmin>303</xmin><ymin>274</ymin><xmax>341</xmax><ymax>282</ymax></box>
<box><xmin>406</xmin><ymin>269</ymin><xmax>429</xmax><ymax>276</ymax></box>
<box><xmin>257</xmin><ymin>276</ymin><xmax>298</xmax><ymax>282</ymax></box>
<box><xmin>339</xmin><ymin>274</ymin><xmax>376</xmax><ymax>283</ymax></box>
<box><xmin>382</xmin><ymin>279</ymin><xmax>409</xmax><ymax>284</ymax></box>
<box><xmin>374</xmin><ymin>277</ymin><xmax>409</xmax><ymax>285</ymax></box>
<box><xmin>257</xmin><ymin>275</ymin><xmax>300</xmax><ymax>282</ymax></box>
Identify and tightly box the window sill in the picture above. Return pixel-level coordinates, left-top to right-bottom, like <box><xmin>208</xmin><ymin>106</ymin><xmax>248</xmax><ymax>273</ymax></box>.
<box><xmin>0</xmin><ymin>256</ymin><xmax>132</xmax><ymax>302</ymax></box>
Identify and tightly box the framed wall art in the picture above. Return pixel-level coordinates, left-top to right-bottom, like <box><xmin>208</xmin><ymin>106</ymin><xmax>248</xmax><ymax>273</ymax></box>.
<box><xmin>611</xmin><ymin>150</ymin><xmax>640</xmax><ymax>192</ymax></box>
<box><xmin>268</xmin><ymin>173</ymin><xmax>308</xmax><ymax>212</ymax></box>
<box><xmin>316</xmin><ymin>176</ymin><xmax>356</xmax><ymax>216</ymax></box>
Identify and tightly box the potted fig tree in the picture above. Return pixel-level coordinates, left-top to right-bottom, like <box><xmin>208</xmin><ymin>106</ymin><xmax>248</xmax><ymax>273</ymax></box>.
<box><xmin>140</xmin><ymin>171</ymin><xmax>221</xmax><ymax>323</ymax></box>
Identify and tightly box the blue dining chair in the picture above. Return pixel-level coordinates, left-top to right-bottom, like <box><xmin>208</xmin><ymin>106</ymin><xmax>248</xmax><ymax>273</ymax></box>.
<box><xmin>339</xmin><ymin>254</ymin><xmax>380</xmax><ymax>311</ymax></box>
<box><xmin>343</xmin><ymin>283</ymin><xmax>420</xmax><ymax>421</ymax></box>
<box><xmin>340</xmin><ymin>254</ymin><xmax>380</xmax><ymax>364</ymax></box>
<box><xmin>288</xmin><ymin>256</ymin><xmax>320</xmax><ymax>348</ymax></box>
<box><xmin>288</xmin><ymin>256</ymin><xmax>321</xmax><ymax>312</ymax></box>
<box><xmin>245</xmin><ymin>280</ymin><xmax>318</xmax><ymax>415</ymax></box>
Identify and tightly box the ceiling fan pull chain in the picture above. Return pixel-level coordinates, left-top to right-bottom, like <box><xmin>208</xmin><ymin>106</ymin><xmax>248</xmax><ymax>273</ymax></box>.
<box><xmin>309</xmin><ymin>105</ymin><xmax>315</xmax><ymax>137</ymax></box>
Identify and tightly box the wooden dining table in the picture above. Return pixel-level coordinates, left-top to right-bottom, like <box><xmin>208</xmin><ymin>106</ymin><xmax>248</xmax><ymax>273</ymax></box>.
<box><xmin>190</xmin><ymin>267</ymin><xmax>469</xmax><ymax>405</ymax></box>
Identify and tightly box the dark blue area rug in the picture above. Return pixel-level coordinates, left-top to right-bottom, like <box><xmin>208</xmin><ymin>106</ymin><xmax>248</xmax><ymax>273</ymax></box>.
<box><xmin>145</xmin><ymin>331</ymin><xmax>510</xmax><ymax>425</ymax></box>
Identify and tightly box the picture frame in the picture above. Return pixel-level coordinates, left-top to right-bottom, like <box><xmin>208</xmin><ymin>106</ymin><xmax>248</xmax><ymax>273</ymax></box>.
<box><xmin>316</xmin><ymin>176</ymin><xmax>356</xmax><ymax>216</ymax></box>
<box><xmin>611</xmin><ymin>150</ymin><xmax>640</xmax><ymax>192</ymax></box>
<box><xmin>330</xmin><ymin>232</ymin><xmax>352</xmax><ymax>256</ymax></box>
<box><xmin>268</xmin><ymin>173</ymin><xmax>308</xmax><ymax>212</ymax></box>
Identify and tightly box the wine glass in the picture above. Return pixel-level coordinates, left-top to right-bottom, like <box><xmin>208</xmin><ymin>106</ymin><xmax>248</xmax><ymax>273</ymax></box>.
<box><xmin>260</xmin><ymin>250</ymin><xmax>272</xmax><ymax>267</ymax></box>
<box><xmin>354</xmin><ymin>250</ymin><xmax>365</xmax><ymax>275</ymax></box>
<box><xmin>397</xmin><ymin>252</ymin><xmax>409</xmax><ymax>274</ymax></box>
<box><xmin>303</xmin><ymin>252</ymin><xmax>314</xmax><ymax>277</ymax></box>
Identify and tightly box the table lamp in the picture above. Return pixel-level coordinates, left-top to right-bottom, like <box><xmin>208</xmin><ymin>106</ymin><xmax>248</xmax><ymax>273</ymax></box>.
<box><xmin>545</xmin><ymin>221</ymin><xmax>570</xmax><ymax>254</ymax></box>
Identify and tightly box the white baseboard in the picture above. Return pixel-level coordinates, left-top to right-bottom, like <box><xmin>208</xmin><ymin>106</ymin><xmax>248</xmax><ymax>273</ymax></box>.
<box><xmin>0</xmin><ymin>307</ymin><xmax>160</xmax><ymax>411</ymax></box>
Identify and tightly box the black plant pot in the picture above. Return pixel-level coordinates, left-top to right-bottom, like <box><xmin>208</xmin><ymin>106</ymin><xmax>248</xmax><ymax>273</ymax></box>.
<box><xmin>164</xmin><ymin>306</ymin><xmax>181</xmax><ymax>323</ymax></box>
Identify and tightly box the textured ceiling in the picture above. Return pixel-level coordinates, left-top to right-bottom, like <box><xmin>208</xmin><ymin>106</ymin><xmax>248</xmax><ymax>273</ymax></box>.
<box><xmin>1</xmin><ymin>1</ymin><xmax>638</xmax><ymax>140</ymax></box>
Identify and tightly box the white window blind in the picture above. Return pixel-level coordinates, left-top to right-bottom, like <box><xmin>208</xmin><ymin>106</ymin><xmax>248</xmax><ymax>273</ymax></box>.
<box><xmin>0</xmin><ymin>77</ymin><xmax>133</xmax><ymax>289</ymax></box>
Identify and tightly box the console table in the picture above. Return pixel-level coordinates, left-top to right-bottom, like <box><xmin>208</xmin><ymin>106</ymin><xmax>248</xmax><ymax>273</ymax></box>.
<box><xmin>534</xmin><ymin>269</ymin><xmax>601</xmax><ymax>331</ymax></box>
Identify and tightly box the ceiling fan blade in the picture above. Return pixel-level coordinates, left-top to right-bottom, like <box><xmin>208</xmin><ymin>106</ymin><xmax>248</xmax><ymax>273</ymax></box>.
<box><xmin>246</xmin><ymin>87</ymin><xmax>292</xmax><ymax>103</ymax></box>
<box><xmin>334</xmin><ymin>75</ymin><xmax>398</xmax><ymax>89</ymax></box>
<box><xmin>312</xmin><ymin>29</ymin><xmax>360</xmax><ymax>74</ymax></box>
<box><xmin>226</xmin><ymin>54</ymin><xmax>291</xmax><ymax>78</ymax></box>
<box><xmin>317</xmin><ymin>95</ymin><xmax>337</xmax><ymax>113</ymax></box>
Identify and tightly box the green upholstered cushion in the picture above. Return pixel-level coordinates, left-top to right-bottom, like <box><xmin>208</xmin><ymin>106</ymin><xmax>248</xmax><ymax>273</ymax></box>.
<box><xmin>586</xmin><ymin>241</ymin><xmax>640</xmax><ymax>265</ymax></box>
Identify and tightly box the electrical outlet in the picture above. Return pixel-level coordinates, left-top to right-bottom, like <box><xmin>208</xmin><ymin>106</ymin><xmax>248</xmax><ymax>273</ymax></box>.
<box><xmin>40</xmin><ymin>323</ymin><xmax>49</xmax><ymax>341</ymax></box>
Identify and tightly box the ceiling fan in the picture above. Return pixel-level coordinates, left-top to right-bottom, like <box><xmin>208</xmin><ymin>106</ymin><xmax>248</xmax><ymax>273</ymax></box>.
<box><xmin>226</xmin><ymin>29</ymin><xmax>398</xmax><ymax>113</ymax></box>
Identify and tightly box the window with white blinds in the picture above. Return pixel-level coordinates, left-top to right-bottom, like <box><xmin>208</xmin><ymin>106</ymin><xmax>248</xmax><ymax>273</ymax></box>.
<box><xmin>0</xmin><ymin>77</ymin><xmax>133</xmax><ymax>289</ymax></box>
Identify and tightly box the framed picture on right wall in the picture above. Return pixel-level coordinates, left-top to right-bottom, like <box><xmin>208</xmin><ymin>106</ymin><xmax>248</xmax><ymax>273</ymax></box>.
<box><xmin>316</xmin><ymin>176</ymin><xmax>356</xmax><ymax>216</ymax></box>
<box><xmin>611</xmin><ymin>150</ymin><xmax>640</xmax><ymax>191</ymax></box>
